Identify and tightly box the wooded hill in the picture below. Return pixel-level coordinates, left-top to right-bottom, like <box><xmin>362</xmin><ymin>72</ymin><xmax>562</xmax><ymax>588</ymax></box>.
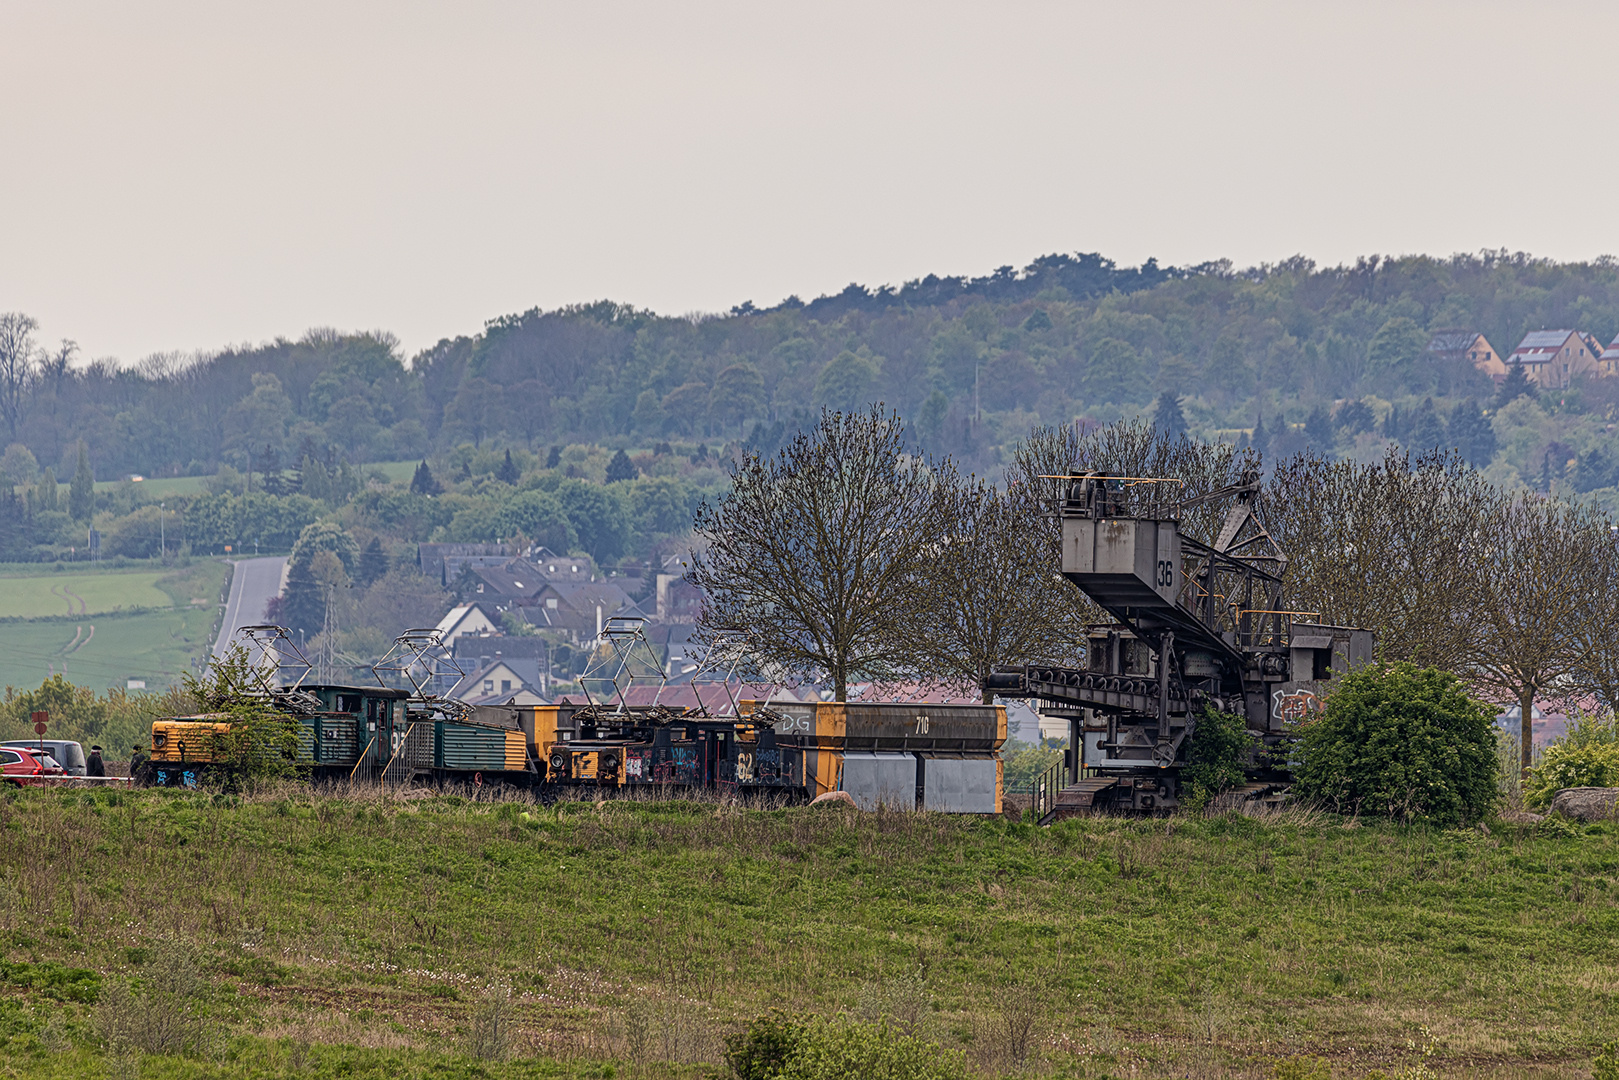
<box><xmin>6</xmin><ymin>250</ymin><xmax>1619</xmax><ymax>498</ymax></box>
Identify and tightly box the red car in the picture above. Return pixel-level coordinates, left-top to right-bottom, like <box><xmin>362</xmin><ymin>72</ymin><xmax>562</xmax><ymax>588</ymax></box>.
<box><xmin>1</xmin><ymin>746</ymin><xmax>65</xmax><ymax>786</ymax></box>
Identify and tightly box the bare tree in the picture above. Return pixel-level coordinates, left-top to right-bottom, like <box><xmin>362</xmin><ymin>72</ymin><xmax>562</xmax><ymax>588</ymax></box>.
<box><xmin>0</xmin><ymin>313</ymin><xmax>39</xmax><ymax>441</ymax></box>
<box><xmin>911</xmin><ymin>479</ymin><xmax>1086</xmax><ymax>701</ymax></box>
<box><xmin>1008</xmin><ymin>420</ymin><xmax>1251</xmax><ymax>551</ymax></box>
<box><xmin>1565</xmin><ymin>530</ymin><xmax>1619</xmax><ymax>717</ymax></box>
<box><xmin>1267</xmin><ymin>448</ymin><xmax>1500</xmax><ymax>671</ymax></box>
<box><xmin>691</xmin><ymin>405</ymin><xmax>956</xmax><ymax>700</ymax></box>
<box><xmin>1468</xmin><ymin>494</ymin><xmax>1612</xmax><ymax>773</ymax></box>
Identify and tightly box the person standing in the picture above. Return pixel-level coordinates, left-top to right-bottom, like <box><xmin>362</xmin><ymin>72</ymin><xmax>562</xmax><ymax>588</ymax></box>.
<box><xmin>86</xmin><ymin>745</ymin><xmax>106</xmax><ymax>777</ymax></box>
<box><xmin>129</xmin><ymin>744</ymin><xmax>149</xmax><ymax>786</ymax></box>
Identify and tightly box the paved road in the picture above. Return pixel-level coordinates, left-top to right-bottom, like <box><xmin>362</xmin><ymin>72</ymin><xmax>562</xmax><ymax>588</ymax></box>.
<box><xmin>213</xmin><ymin>556</ymin><xmax>288</xmax><ymax>658</ymax></box>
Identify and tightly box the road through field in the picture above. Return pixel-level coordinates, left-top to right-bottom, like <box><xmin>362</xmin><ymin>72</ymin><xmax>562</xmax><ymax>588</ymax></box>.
<box><xmin>213</xmin><ymin>556</ymin><xmax>288</xmax><ymax>658</ymax></box>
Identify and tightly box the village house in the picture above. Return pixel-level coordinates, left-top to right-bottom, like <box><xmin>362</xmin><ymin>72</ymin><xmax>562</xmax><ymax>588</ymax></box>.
<box><xmin>1506</xmin><ymin>329</ymin><xmax>1603</xmax><ymax>390</ymax></box>
<box><xmin>655</xmin><ymin>552</ymin><xmax>703</xmax><ymax>623</ymax></box>
<box><xmin>418</xmin><ymin>543</ymin><xmax>597</xmax><ymax>588</ymax></box>
<box><xmin>1425</xmin><ymin>329</ymin><xmax>1506</xmax><ymax>380</ymax></box>
<box><xmin>433</xmin><ymin>602</ymin><xmax>503</xmax><ymax>647</ymax></box>
<box><xmin>521</xmin><ymin>579</ymin><xmax>646</xmax><ymax>643</ymax></box>
<box><xmin>418</xmin><ymin>543</ymin><xmax>508</xmax><ymax>585</ymax></box>
<box><xmin>1600</xmin><ymin>333</ymin><xmax>1619</xmax><ymax>377</ymax></box>
<box><xmin>447</xmin><ymin>655</ymin><xmax>548</xmax><ymax>705</ymax></box>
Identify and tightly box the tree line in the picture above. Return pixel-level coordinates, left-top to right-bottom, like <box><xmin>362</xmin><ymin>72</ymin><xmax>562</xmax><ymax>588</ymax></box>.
<box><xmin>5</xmin><ymin>249</ymin><xmax>1619</xmax><ymax>499</ymax></box>
<box><xmin>694</xmin><ymin>408</ymin><xmax>1619</xmax><ymax>775</ymax></box>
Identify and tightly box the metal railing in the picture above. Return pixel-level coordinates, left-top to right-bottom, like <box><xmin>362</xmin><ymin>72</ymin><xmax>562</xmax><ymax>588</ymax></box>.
<box><xmin>381</xmin><ymin>723</ymin><xmax>432</xmax><ymax>789</ymax></box>
<box><xmin>350</xmin><ymin>737</ymin><xmax>380</xmax><ymax>785</ymax></box>
<box><xmin>1031</xmin><ymin>757</ymin><xmax>1066</xmax><ymax>824</ymax></box>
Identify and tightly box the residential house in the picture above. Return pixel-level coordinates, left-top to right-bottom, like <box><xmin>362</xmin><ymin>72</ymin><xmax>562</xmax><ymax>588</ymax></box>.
<box><xmin>452</xmin><ymin>633</ymin><xmax>550</xmax><ymax>672</ymax></box>
<box><xmin>646</xmin><ymin>622</ymin><xmax>704</xmax><ymax>678</ymax></box>
<box><xmin>464</xmin><ymin>558</ymin><xmax>549</xmax><ymax>605</ymax></box>
<box><xmin>1425</xmin><ymin>329</ymin><xmax>1506</xmax><ymax>381</ymax></box>
<box><xmin>418</xmin><ymin>543</ymin><xmax>509</xmax><ymax>585</ymax></box>
<box><xmin>1506</xmin><ymin>329</ymin><xmax>1603</xmax><ymax>389</ymax></box>
<box><xmin>527</xmin><ymin>548</ymin><xmax>597</xmax><ymax>581</ymax></box>
<box><xmin>453</xmin><ymin>628</ymin><xmax>553</xmax><ymax>689</ymax></box>
<box><xmin>448</xmin><ymin>657</ymin><xmax>548</xmax><ymax>705</ymax></box>
<box><xmin>525</xmin><ymin>580</ymin><xmax>647</xmax><ymax>643</ymax></box>
<box><xmin>420</xmin><ymin>544</ymin><xmax>599</xmax><ymax>589</ymax></box>
<box><xmin>655</xmin><ymin>552</ymin><xmax>703</xmax><ymax>623</ymax></box>
<box><xmin>433</xmin><ymin>602</ymin><xmax>503</xmax><ymax>647</ymax></box>
<box><xmin>439</xmin><ymin>553</ymin><xmax>522</xmax><ymax>588</ymax></box>
<box><xmin>1600</xmin><ymin>334</ymin><xmax>1619</xmax><ymax>377</ymax></box>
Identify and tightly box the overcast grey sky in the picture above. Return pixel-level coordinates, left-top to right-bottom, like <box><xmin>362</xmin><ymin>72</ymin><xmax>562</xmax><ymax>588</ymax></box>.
<box><xmin>2</xmin><ymin>1</ymin><xmax>1616</xmax><ymax>365</ymax></box>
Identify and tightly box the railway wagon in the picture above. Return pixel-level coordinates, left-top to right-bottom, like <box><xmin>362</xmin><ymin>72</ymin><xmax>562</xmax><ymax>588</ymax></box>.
<box><xmin>148</xmin><ymin>685</ymin><xmax>534</xmax><ymax>788</ymax></box>
<box><xmin>526</xmin><ymin>699</ymin><xmax>1006</xmax><ymax>812</ymax></box>
<box><xmin>751</xmin><ymin>700</ymin><xmax>1007</xmax><ymax>813</ymax></box>
<box><xmin>528</xmin><ymin>701</ymin><xmax>803</xmax><ymax>796</ymax></box>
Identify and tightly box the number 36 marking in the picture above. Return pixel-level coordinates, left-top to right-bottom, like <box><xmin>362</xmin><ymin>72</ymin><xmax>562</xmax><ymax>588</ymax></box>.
<box><xmin>1156</xmin><ymin>560</ymin><xmax>1175</xmax><ymax>588</ymax></box>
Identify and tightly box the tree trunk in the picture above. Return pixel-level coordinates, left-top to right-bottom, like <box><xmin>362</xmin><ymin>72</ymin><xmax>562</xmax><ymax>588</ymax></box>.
<box><xmin>834</xmin><ymin>669</ymin><xmax>846</xmax><ymax>702</ymax></box>
<box><xmin>1519</xmin><ymin>685</ymin><xmax>1535</xmax><ymax>778</ymax></box>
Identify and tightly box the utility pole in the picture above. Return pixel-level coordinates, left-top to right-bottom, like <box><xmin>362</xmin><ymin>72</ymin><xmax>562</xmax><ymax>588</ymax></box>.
<box><xmin>159</xmin><ymin>502</ymin><xmax>165</xmax><ymax>562</ymax></box>
<box><xmin>322</xmin><ymin>582</ymin><xmax>337</xmax><ymax>683</ymax></box>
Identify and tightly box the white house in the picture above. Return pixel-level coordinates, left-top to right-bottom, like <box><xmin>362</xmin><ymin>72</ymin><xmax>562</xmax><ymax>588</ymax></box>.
<box><xmin>433</xmin><ymin>603</ymin><xmax>502</xmax><ymax>647</ymax></box>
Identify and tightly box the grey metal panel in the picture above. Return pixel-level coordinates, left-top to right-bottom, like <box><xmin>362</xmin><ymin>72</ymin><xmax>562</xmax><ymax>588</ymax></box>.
<box><xmin>1062</xmin><ymin>518</ymin><xmax>1179</xmax><ymax>607</ymax></box>
<box><xmin>317</xmin><ymin>720</ymin><xmax>358</xmax><ymax>763</ymax></box>
<box><xmin>441</xmin><ymin>723</ymin><xmax>507</xmax><ymax>771</ymax></box>
<box><xmin>294</xmin><ymin>723</ymin><xmax>316</xmax><ymax>763</ymax></box>
<box><xmin>1348</xmin><ymin>629</ymin><xmax>1375</xmax><ymax>667</ymax></box>
<box><xmin>841</xmin><ymin>751</ymin><xmax>916</xmax><ymax>810</ymax></box>
<box><xmin>768</xmin><ymin>703</ymin><xmax>818</xmax><ymax>740</ymax></box>
<box><xmin>921</xmin><ymin>756</ymin><xmax>997</xmax><ymax>813</ymax></box>
<box><xmin>466</xmin><ymin>705</ymin><xmax>522</xmax><ymax>731</ymax></box>
<box><xmin>1083</xmin><ymin>729</ymin><xmax>1139</xmax><ymax>769</ymax></box>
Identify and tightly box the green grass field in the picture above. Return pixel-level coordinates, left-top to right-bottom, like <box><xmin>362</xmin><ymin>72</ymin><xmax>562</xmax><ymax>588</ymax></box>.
<box><xmin>0</xmin><ymin>790</ymin><xmax>1612</xmax><ymax>1079</ymax></box>
<box><xmin>0</xmin><ymin>607</ymin><xmax>220</xmax><ymax>692</ymax></box>
<box><xmin>92</xmin><ymin>475</ymin><xmax>211</xmax><ymax>497</ymax></box>
<box><xmin>0</xmin><ymin>562</ymin><xmax>228</xmax><ymax>691</ymax></box>
<box><xmin>368</xmin><ymin>460</ymin><xmax>420</xmax><ymax>484</ymax></box>
<box><xmin>0</xmin><ymin>570</ymin><xmax>171</xmax><ymax>618</ymax></box>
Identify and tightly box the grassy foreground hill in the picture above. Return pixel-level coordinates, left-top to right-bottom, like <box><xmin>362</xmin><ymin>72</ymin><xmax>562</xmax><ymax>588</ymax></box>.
<box><xmin>0</xmin><ymin>787</ymin><xmax>1613</xmax><ymax>1078</ymax></box>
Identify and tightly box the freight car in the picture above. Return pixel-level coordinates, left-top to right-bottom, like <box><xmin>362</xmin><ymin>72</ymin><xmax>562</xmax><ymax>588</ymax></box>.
<box><xmin>530</xmin><ymin>698</ymin><xmax>1005</xmax><ymax>812</ymax></box>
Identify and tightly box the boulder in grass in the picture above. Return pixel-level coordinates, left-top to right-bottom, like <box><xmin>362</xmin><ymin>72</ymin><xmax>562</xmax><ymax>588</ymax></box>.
<box><xmin>1549</xmin><ymin>787</ymin><xmax>1619</xmax><ymax>822</ymax></box>
<box><xmin>1498</xmin><ymin>809</ymin><xmax>1545</xmax><ymax>825</ymax></box>
<box><xmin>809</xmin><ymin>790</ymin><xmax>858</xmax><ymax>809</ymax></box>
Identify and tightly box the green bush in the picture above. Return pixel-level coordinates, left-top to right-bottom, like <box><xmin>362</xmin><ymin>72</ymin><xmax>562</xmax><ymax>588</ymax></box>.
<box><xmin>1525</xmin><ymin>712</ymin><xmax>1619</xmax><ymax>809</ymax></box>
<box><xmin>1593</xmin><ymin>1039</ymin><xmax>1619</xmax><ymax>1080</ymax></box>
<box><xmin>725</xmin><ymin>1011</ymin><xmax>968</xmax><ymax>1080</ymax></box>
<box><xmin>1290</xmin><ymin>662</ymin><xmax>1498</xmax><ymax>825</ymax></box>
<box><xmin>1271</xmin><ymin>1055</ymin><xmax>1331</xmax><ymax>1080</ymax></box>
<box><xmin>782</xmin><ymin>1017</ymin><xmax>968</xmax><ymax>1080</ymax></box>
<box><xmin>1183</xmin><ymin>706</ymin><xmax>1255</xmax><ymax>810</ymax></box>
<box><xmin>725</xmin><ymin>1010</ymin><xmax>804</xmax><ymax>1080</ymax></box>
